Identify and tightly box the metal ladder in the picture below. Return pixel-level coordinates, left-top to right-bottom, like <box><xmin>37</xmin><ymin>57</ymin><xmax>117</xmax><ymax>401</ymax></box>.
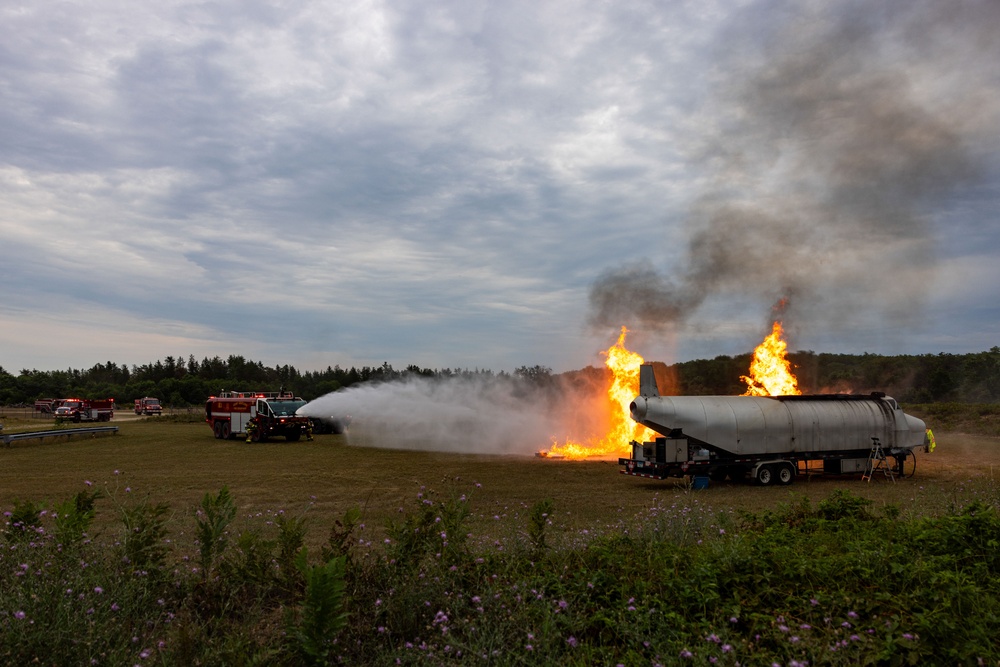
<box><xmin>862</xmin><ymin>437</ymin><xmax>896</xmax><ymax>483</ymax></box>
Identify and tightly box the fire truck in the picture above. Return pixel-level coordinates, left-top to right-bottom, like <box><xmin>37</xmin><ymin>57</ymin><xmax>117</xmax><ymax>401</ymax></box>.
<box><xmin>54</xmin><ymin>398</ymin><xmax>115</xmax><ymax>422</ymax></box>
<box><xmin>134</xmin><ymin>397</ymin><xmax>163</xmax><ymax>415</ymax></box>
<box><xmin>34</xmin><ymin>398</ymin><xmax>59</xmax><ymax>414</ymax></box>
<box><xmin>205</xmin><ymin>391</ymin><xmax>311</xmax><ymax>442</ymax></box>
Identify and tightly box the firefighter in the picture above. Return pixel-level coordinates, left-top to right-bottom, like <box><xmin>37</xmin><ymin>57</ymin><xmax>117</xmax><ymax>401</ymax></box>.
<box><xmin>306</xmin><ymin>421</ymin><xmax>314</xmax><ymax>441</ymax></box>
<box><xmin>245</xmin><ymin>419</ymin><xmax>257</xmax><ymax>443</ymax></box>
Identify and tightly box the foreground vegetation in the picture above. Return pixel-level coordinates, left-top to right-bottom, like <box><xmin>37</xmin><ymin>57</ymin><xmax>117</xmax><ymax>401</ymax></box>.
<box><xmin>3</xmin><ymin>477</ymin><xmax>999</xmax><ymax>665</ymax></box>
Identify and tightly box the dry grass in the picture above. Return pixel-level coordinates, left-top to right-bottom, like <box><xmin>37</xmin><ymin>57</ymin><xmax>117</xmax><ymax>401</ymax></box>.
<box><xmin>2</xmin><ymin>415</ymin><xmax>999</xmax><ymax>548</ymax></box>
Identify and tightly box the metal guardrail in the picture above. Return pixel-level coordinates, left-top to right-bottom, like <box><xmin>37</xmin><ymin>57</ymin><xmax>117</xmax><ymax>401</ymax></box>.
<box><xmin>2</xmin><ymin>426</ymin><xmax>118</xmax><ymax>446</ymax></box>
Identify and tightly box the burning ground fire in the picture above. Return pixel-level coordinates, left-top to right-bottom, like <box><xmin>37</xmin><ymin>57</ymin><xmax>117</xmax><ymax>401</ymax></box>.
<box><xmin>539</xmin><ymin>327</ymin><xmax>655</xmax><ymax>460</ymax></box>
<box><xmin>538</xmin><ymin>320</ymin><xmax>800</xmax><ymax>459</ymax></box>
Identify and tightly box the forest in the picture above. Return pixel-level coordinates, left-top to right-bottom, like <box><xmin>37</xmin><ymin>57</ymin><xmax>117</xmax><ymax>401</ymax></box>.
<box><xmin>1</xmin><ymin>347</ymin><xmax>999</xmax><ymax>407</ymax></box>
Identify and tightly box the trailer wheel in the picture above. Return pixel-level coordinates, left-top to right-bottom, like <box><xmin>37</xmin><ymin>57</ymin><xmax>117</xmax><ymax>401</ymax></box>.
<box><xmin>756</xmin><ymin>465</ymin><xmax>775</xmax><ymax>486</ymax></box>
<box><xmin>777</xmin><ymin>463</ymin><xmax>795</xmax><ymax>486</ymax></box>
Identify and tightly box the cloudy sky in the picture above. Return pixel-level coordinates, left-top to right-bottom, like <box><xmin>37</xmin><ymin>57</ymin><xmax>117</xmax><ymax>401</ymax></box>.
<box><xmin>2</xmin><ymin>0</ymin><xmax>998</xmax><ymax>375</ymax></box>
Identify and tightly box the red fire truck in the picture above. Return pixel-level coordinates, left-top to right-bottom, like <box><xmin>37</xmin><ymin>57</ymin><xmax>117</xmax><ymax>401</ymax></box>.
<box><xmin>205</xmin><ymin>391</ymin><xmax>311</xmax><ymax>442</ymax></box>
<box><xmin>54</xmin><ymin>398</ymin><xmax>115</xmax><ymax>422</ymax></box>
<box><xmin>134</xmin><ymin>397</ymin><xmax>163</xmax><ymax>415</ymax></box>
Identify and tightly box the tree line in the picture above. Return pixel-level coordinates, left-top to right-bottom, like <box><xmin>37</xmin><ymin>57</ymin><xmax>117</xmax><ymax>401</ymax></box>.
<box><xmin>1</xmin><ymin>348</ymin><xmax>998</xmax><ymax>408</ymax></box>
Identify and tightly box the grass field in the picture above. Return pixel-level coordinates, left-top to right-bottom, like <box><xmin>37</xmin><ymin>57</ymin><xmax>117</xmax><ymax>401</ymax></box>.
<box><xmin>2</xmin><ymin>412</ymin><xmax>998</xmax><ymax>544</ymax></box>
<box><xmin>4</xmin><ymin>411</ymin><xmax>1000</xmax><ymax>665</ymax></box>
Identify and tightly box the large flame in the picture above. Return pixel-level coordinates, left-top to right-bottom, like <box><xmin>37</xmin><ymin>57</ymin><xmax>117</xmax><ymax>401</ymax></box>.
<box><xmin>542</xmin><ymin>326</ymin><xmax>655</xmax><ymax>459</ymax></box>
<box><xmin>741</xmin><ymin>321</ymin><xmax>801</xmax><ymax>396</ymax></box>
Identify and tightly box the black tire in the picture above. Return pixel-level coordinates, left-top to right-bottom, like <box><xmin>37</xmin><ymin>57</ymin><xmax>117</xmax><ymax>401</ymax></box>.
<box><xmin>251</xmin><ymin>429</ymin><xmax>263</xmax><ymax>443</ymax></box>
<box><xmin>286</xmin><ymin>431</ymin><xmax>301</xmax><ymax>442</ymax></box>
<box><xmin>777</xmin><ymin>463</ymin><xmax>795</xmax><ymax>486</ymax></box>
<box><xmin>213</xmin><ymin>421</ymin><xmax>224</xmax><ymax>439</ymax></box>
<box><xmin>221</xmin><ymin>422</ymin><xmax>231</xmax><ymax>440</ymax></box>
<box><xmin>756</xmin><ymin>465</ymin><xmax>774</xmax><ymax>486</ymax></box>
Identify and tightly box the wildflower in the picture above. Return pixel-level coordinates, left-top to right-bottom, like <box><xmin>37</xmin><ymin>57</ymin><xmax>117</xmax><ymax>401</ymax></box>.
<box><xmin>94</xmin><ymin>586</ymin><xmax>104</xmax><ymax>594</ymax></box>
<box><xmin>902</xmin><ymin>633</ymin><xmax>915</xmax><ymax>640</ymax></box>
<box><xmin>567</xmin><ymin>636</ymin><xmax>578</xmax><ymax>648</ymax></box>
<box><xmin>810</xmin><ymin>598</ymin><xmax>819</xmax><ymax>606</ymax></box>
<box><xmin>847</xmin><ymin>611</ymin><xmax>858</xmax><ymax>619</ymax></box>
<box><xmin>84</xmin><ymin>480</ymin><xmax>92</xmax><ymax>487</ymax></box>
<box><xmin>14</xmin><ymin>611</ymin><xmax>26</xmax><ymax>620</ymax></box>
<box><xmin>111</xmin><ymin>603</ymin><xmax>120</xmax><ymax>611</ymax></box>
<box><xmin>680</xmin><ymin>649</ymin><xmax>694</xmax><ymax>659</ymax></box>
<box><xmin>525</xmin><ymin>645</ymin><xmax>533</xmax><ymax>651</ymax></box>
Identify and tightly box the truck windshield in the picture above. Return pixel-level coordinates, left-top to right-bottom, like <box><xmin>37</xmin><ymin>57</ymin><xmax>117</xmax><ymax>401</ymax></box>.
<box><xmin>269</xmin><ymin>400</ymin><xmax>307</xmax><ymax>416</ymax></box>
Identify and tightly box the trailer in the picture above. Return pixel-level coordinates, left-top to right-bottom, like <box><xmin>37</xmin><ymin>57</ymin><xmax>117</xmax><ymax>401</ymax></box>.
<box><xmin>205</xmin><ymin>391</ymin><xmax>311</xmax><ymax>442</ymax></box>
<box><xmin>619</xmin><ymin>364</ymin><xmax>932</xmax><ymax>486</ymax></box>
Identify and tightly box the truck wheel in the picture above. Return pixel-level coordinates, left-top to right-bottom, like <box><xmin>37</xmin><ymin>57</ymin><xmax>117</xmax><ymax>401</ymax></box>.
<box><xmin>221</xmin><ymin>422</ymin><xmax>231</xmax><ymax>440</ymax></box>
<box><xmin>213</xmin><ymin>421</ymin><xmax>224</xmax><ymax>439</ymax></box>
<box><xmin>756</xmin><ymin>465</ymin><xmax>774</xmax><ymax>486</ymax></box>
<box><xmin>777</xmin><ymin>463</ymin><xmax>795</xmax><ymax>486</ymax></box>
<box><xmin>286</xmin><ymin>431</ymin><xmax>301</xmax><ymax>442</ymax></box>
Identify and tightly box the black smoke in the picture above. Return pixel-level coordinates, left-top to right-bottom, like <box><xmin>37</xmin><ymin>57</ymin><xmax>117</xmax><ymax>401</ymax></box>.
<box><xmin>590</xmin><ymin>0</ymin><xmax>998</xmax><ymax>342</ymax></box>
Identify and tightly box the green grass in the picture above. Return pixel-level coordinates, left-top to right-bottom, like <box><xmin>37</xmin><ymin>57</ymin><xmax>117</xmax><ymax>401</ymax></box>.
<box><xmin>2</xmin><ymin>418</ymin><xmax>1000</xmax><ymax>664</ymax></box>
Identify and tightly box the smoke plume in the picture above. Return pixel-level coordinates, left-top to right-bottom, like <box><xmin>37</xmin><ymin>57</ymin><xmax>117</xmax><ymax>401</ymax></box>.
<box><xmin>590</xmin><ymin>0</ymin><xmax>999</xmax><ymax>341</ymax></box>
<box><xmin>300</xmin><ymin>371</ymin><xmax>610</xmax><ymax>456</ymax></box>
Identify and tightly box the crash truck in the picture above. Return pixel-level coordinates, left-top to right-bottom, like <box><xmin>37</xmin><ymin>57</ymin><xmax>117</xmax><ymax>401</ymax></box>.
<box><xmin>620</xmin><ymin>364</ymin><xmax>933</xmax><ymax>486</ymax></box>
<box><xmin>205</xmin><ymin>391</ymin><xmax>311</xmax><ymax>442</ymax></box>
<box><xmin>54</xmin><ymin>398</ymin><xmax>115</xmax><ymax>422</ymax></box>
<box><xmin>134</xmin><ymin>397</ymin><xmax>163</xmax><ymax>415</ymax></box>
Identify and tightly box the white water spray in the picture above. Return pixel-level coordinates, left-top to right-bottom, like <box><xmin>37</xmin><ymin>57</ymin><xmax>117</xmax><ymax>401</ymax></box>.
<box><xmin>299</xmin><ymin>373</ymin><xmax>610</xmax><ymax>456</ymax></box>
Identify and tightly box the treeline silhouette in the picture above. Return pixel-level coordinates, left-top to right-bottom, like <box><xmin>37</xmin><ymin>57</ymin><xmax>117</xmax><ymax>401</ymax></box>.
<box><xmin>1</xmin><ymin>348</ymin><xmax>998</xmax><ymax>407</ymax></box>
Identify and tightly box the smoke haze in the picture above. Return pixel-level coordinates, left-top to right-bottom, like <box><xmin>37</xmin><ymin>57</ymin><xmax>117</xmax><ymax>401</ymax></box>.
<box><xmin>590</xmin><ymin>0</ymin><xmax>1000</xmax><ymax>343</ymax></box>
<box><xmin>300</xmin><ymin>371</ymin><xmax>611</xmax><ymax>456</ymax></box>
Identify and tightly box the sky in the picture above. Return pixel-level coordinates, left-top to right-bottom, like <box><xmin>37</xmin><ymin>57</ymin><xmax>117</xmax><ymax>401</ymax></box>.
<box><xmin>2</xmin><ymin>0</ymin><xmax>999</xmax><ymax>376</ymax></box>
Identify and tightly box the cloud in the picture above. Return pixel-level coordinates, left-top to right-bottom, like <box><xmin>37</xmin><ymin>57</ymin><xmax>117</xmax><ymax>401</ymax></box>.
<box><xmin>1</xmin><ymin>0</ymin><xmax>997</xmax><ymax>374</ymax></box>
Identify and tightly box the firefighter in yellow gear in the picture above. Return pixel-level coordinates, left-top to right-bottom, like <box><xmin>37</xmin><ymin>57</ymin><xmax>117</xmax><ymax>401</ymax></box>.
<box><xmin>306</xmin><ymin>421</ymin><xmax>314</xmax><ymax>441</ymax></box>
<box><xmin>245</xmin><ymin>419</ymin><xmax>257</xmax><ymax>443</ymax></box>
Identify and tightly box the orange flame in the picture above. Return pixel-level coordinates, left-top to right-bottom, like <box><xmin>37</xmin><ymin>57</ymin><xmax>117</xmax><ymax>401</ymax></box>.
<box><xmin>741</xmin><ymin>321</ymin><xmax>801</xmax><ymax>396</ymax></box>
<box><xmin>542</xmin><ymin>326</ymin><xmax>655</xmax><ymax>459</ymax></box>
